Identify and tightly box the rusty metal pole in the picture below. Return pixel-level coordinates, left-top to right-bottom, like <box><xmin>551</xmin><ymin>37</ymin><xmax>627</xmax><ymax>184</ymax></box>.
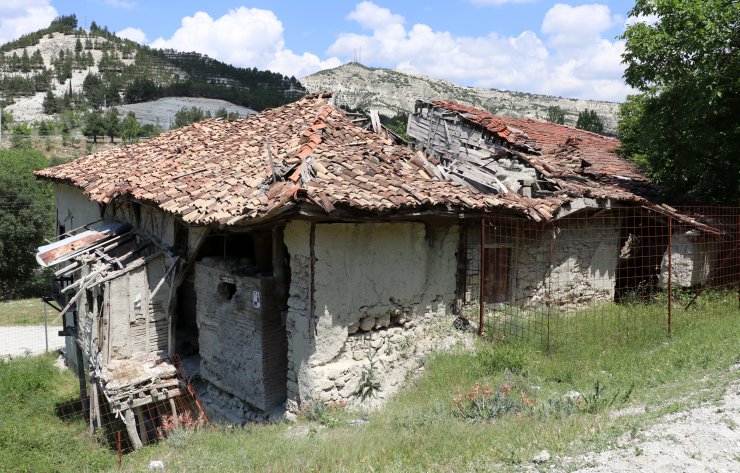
<box><xmin>668</xmin><ymin>218</ymin><xmax>673</xmax><ymax>336</ymax></box>
<box><xmin>117</xmin><ymin>431</ymin><xmax>122</xmax><ymax>466</ymax></box>
<box><xmin>479</xmin><ymin>218</ymin><xmax>485</xmax><ymax>336</ymax></box>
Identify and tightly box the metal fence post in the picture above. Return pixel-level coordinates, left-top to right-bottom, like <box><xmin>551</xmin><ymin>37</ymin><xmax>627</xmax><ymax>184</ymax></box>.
<box><xmin>479</xmin><ymin>217</ymin><xmax>485</xmax><ymax>336</ymax></box>
<box><xmin>43</xmin><ymin>300</ymin><xmax>49</xmax><ymax>353</ymax></box>
<box><xmin>668</xmin><ymin>218</ymin><xmax>673</xmax><ymax>336</ymax></box>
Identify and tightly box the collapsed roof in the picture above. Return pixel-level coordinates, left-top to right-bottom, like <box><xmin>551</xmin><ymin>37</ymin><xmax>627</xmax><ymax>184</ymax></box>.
<box><xmin>36</xmin><ymin>94</ymin><xmax>528</xmax><ymax>225</ymax></box>
<box><xmin>35</xmin><ymin>93</ymin><xmax>715</xmax><ymax>233</ymax></box>
<box><xmin>409</xmin><ymin>100</ymin><xmax>717</xmax><ymax>233</ymax></box>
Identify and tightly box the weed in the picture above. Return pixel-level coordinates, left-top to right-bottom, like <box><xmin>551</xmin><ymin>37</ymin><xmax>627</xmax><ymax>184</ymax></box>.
<box><xmin>580</xmin><ymin>380</ymin><xmax>634</xmax><ymax>414</ymax></box>
<box><xmin>451</xmin><ymin>383</ymin><xmax>532</xmax><ymax>421</ymax></box>
<box><xmin>356</xmin><ymin>354</ymin><xmax>381</xmax><ymax>399</ymax></box>
<box><xmin>296</xmin><ymin>399</ymin><xmax>347</xmax><ymax>427</ymax></box>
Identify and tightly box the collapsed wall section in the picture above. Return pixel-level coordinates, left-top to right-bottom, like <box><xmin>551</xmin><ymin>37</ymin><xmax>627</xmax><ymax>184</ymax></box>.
<box><xmin>284</xmin><ymin>220</ymin><xmax>459</xmax><ymax>406</ymax></box>
<box><xmin>194</xmin><ymin>257</ymin><xmax>287</xmax><ymax>415</ymax></box>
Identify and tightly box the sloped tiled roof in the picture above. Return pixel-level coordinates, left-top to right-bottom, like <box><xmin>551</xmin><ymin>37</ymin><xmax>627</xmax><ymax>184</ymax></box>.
<box><xmin>36</xmin><ymin>94</ymin><xmax>528</xmax><ymax>225</ymax></box>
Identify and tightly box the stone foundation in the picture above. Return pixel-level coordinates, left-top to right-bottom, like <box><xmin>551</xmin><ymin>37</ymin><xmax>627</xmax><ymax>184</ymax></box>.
<box><xmin>284</xmin><ymin>220</ymin><xmax>459</xmax><ymax>407</ymax></box>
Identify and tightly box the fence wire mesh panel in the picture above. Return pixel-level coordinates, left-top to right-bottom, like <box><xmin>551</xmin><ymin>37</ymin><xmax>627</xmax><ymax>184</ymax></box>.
<box><xmin>55</xmin><ymin>354</ymin><xmax>207</xmax><ymax>457</ymax></box>
<box><xmin>0</xmin><ymin>299</ymin><xmax>64</xmax><ymax>359</ymax></box>
<box><xmin>477</xmin><ymin>207</ymin><xmax>739</xmax><ymax>348</ymax></box>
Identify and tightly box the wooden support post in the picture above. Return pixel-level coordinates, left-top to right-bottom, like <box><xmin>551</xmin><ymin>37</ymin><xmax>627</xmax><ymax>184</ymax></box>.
<box><xmin>75</xmin><ymin>340</ymin><xmax>89</xmax><ymax>417</ymax></box>
<box><xmin>136</xmin><ymin>407</ymin><xmax>149</xmax><ymax>445</ymax></box>
<box><xmin>124</xmin><ymin>409</ymin><xmax>143</xmax><ymax>450</ymax></box>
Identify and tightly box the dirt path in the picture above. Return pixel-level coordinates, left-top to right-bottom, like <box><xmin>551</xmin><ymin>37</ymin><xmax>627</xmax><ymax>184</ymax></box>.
<box><xmin>0</xmin><ymin>325</ymin><xmax>64</xmax><ymax>358</ymax></box>
<box><xmin>553</xmin><ymin>378</ymin><xmax>740</xmax><ymax>473</ymax></box>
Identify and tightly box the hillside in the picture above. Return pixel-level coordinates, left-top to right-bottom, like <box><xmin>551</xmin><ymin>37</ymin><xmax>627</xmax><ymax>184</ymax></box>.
<box><xmin>0</xmin><ymin>15</ymin><xmax>304</xmax><ymax>124</ymax></box>
<box><xmin>302</xmin><ymin>63</ymin><xmax>621</xmax><ymax>133</ymax></box>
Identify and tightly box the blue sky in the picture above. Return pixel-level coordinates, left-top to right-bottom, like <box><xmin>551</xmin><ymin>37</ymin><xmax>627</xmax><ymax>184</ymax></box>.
<box><xmin>0</xmin><ymin>1</ymin><xmax>642</xmax><ymax>101</ymax></box>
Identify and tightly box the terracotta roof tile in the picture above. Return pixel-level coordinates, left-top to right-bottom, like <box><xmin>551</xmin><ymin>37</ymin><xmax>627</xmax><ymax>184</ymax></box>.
<box><xmin>37</xmin><ymin>94</ymin><xmax>533</xmax><ymax>225</ymax></box>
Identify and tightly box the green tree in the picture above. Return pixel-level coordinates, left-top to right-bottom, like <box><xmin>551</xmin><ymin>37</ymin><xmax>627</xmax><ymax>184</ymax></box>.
<box><xmin>10</xmin><ymin>124</ymin><xmax>32</xmax><ymax>148</ymax></box>
<box><xmin>83</xmin><ymin>110</ymin><xmax>105</xmax><ymax>143</ymax></box>
<box><xmin>20</xmin><ymin>49</ymin><xmax>31</xmax><ymax>72</ymax></box>
<box><xmin>0</xmin><ymin>148</ymin><xmax>54</xmax><ymax>298</ymax></box>
<box><xmin>546</xmin><ymin>106</ymin><xmax>566</xmax><ymax>125</ymax></box>
<box><xmin>104</xmin><ymin>107</ymin><xmax>121</xmax><ymax>142</ymax></box>
<box><xmin>75</xmin><ymin>37</ymin><xmax>83</xmax><ymax>53</ymax></box>
<box><xmin>619</xmin><ymin>0</ymin><xmax>739</xmax><ymax>203</ymax></box>
<box><xmin>576</xmin><ymin>109</ymin><xmax>605</xmax><ymax>134</ymax></box>
<box><xmin>38</xmin><ymin>120</ymin><xmax>51</xmax><ymax>136</ymax></box>
<box><xmin>121</xmin><ymin>111</ymin><xmax>140</xmax><ymax>143</ymax></box>
<box><xmin>42</xmin><ymin>89</ymin><xmax>58</xmax><ymax>114</ymax></box>
<box><xmin>82</xmin><ymin>72</ymin><xmax>105</xmax><ymax>108</ymax></box>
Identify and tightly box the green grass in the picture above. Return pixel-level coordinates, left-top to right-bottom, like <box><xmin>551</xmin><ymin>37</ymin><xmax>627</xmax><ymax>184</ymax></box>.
<box><xmin>0</xmin><ymin>354</ymin><xmax>116</xmax><ymax>472</ymax></box>
<box><xmin>2</xmin><ymin>299</ymin><xmax>737</xmax><ymax>472</ymax></box>
<box><xmin>0</xmin><ymin>298</ymin><xmax>47</xmax><ymax>326</ymax></box>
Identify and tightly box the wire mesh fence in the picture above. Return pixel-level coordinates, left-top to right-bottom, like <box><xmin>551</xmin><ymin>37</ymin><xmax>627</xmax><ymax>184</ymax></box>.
<box><xmin>55</xmin><ymin>354</ymin><xmax>208</xmax><ymax>461</ymax></box>
<box><xmin>473</xmin><ymin>206</ymin><xmax>740</xmax><ymax>349</ymax></box>
<box><xmin>0</xmin><ymin>298</ymin><xmax>64</xmax><ymax>359</ymax></box>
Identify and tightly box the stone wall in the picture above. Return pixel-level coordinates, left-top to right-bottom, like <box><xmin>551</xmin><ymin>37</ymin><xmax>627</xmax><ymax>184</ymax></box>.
<box><xmin>194</xmin><ymin>257</ymin><xmax>287</xmax><ymax>415</ymax></box>
<box><xmin>659</xmin><ymin>231</ymin><xmax>718</xmax><ymax>288</ymax></box>
<box><xmin>284</xmin><ymin>220</ymin><xmax>459</xmax><ymax>406</ymax></box>
<box><xmin>466</xmin><ymin>217</ymin><xmax>619</xmax><ymax>307</ymax></box>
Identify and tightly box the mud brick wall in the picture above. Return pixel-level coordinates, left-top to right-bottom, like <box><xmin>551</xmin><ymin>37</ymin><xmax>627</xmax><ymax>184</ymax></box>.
<box><xmin>195</xmin><ymin>258</ymin><xmax>286</xmax><ymax>412</ymax></box>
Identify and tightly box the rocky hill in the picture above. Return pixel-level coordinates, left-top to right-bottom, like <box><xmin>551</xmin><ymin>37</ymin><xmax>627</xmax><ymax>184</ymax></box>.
<box><xmin>302</xmin><ymin>63</ymin><xmax>621</xmax><ymax>133</ymax></box>
<box><xmin>0</xmin><ymin>16</ymin><xmax>303</xmax><ymax>124</ymax></box>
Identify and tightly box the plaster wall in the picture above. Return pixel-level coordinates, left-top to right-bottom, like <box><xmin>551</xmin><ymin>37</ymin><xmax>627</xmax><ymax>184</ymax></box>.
<box><xmin>194</xmin><ymin>257</ymin><xmax>286</xmax><ymax>415</ymax></box>
<box><xmin>104</xmin><ymin>201</ymin><xmax>175</xmax><ymax>248</ymax></box>
<box><xmin>55</xmin><ymin>183</ymin><xmax>100</xmax><ymax>233</ymax></box>
<box><xmin>284</xmin><ymin>220</ymin><xmax>459</xmax><ymax>405</ymax></box>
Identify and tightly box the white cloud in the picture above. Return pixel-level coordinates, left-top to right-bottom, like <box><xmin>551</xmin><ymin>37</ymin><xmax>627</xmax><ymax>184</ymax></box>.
<box><xmin>149</xmin><ymin>7</ymin><xmax>340</xmax><ymax>78</ymax></box>
<box><xmin>0</xmin><ymin>0</ymin><xmax>57</xmax><ymax>44</ymax></box>
<box><xmin>327</xmin><ymin>1</ymin><xmax>631</xmax><ymax>101</ymax></box>
<box><xmin>116</xmin><ymin>27</ymin><xmax>147</xmax><ymax>44</ymax></box>
<box><xmin>541</xmin><ymin>3</ymin><xmax>620</xmax><ymax>48</ymax></box>
<box><xmin>347</xmin><ymin>1</ymin><xmax>404</xmax><ymax>30</ymax></box>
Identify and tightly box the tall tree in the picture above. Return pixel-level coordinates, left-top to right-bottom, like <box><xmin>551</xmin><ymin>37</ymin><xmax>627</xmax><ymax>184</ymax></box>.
<box><xmin>546</xmin><ymin>106</ymin><xmax>566</xmax><ymax>125</ymax></box>
<box><xmin>576</xmin><ymin>109</ymin><xmax>605</xmax><ymax>134</ymax></box>
<box><xmin>619</xmin><ymin>0</ymin><xmax>739</xmax><ymax>203</ymax></box>
<box><xmin>121</xmin><ymin>111</ymin><xmax>140</xmax><ymax>143</ymax></box>
<box><xmin>0</xmin><ymin>149</ymin><xmax>54</xmax><ymax>298</ymax></box>
<box><xmin>104</xmin><ymin>107</ymin><xmax>121</xmax><ymax>143</ymax></box>
<box><xmin>83</xmin><ymin>110</ymin><xmax>105</xmax><ymax>143</ymax></box>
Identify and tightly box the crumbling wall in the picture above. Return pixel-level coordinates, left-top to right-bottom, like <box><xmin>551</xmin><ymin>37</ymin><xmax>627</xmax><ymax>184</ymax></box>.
<box><xmin>515</xmin><ymin>217</ymin><xmax>619</xmax><ymax>305</ymax></box>
<box><xmin>104</xmin><ymin>201</ymin><xmax>175</xmax><ymax>247</ymax></box>
<box><xmin>195</xmin><ymin>257</ymin><xmax>286</xmax><ymax>415</ymax></box>
<box><xmin>284</xmin><ymin>220</ymin><xmax>459</xmax><ymax>406</ymax></box>
<box><xmin>659</xmin><ymin>231</ymin><xmax>718</xmax><ymax>288</ymax></box>
<box><xmin>465</xmin><ymin>217</ymin><xmax>619</xmax><ymax>307</ymax></box>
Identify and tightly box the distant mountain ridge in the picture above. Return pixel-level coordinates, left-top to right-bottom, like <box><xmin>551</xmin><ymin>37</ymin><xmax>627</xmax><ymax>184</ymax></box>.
<box><xmin>301</xmin><ymin>63</ymin><xmax>620</xmax><ymax>133</ymax></box>
<box><xmin>0</xmin><ymin>16</ymin><xmax>305</xmax><ymax>123</ymax></box>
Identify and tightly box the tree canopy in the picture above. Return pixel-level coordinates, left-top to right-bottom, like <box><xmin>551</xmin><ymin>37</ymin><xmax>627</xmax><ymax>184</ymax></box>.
<box><xmin>576</xmin><ymin>109</ymin><xmax>604</xmax><ymax>134</ymax></box>
<box><xmin>0</xmin><ymin>149</ymin><xmax>54</xmax><ymax>298</ymax></box>
<box><xmin>618</xmin><ymin>0</ymin><xmax>739</xmax><ymax>203</ymax></box>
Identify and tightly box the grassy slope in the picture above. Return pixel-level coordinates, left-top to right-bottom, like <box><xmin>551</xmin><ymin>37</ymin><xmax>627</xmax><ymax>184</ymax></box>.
<box><xmin>123</xmin><ymin>300</ymin><xmax>739</xmax><ymax>473</ymax></box>
<box><xmin>0</xmin><ymin>298</ymin><xmax>46</xmax><ymax>325</ymax></box>
<box><xmin>1</xmin><ymin>298</ymin><xmax>737</xmax><ymax>472</ymax></box>
<box><xmin>0</xmin><ymin>354</ymin><xmax>115</xmax><ymax>473</ymax></box>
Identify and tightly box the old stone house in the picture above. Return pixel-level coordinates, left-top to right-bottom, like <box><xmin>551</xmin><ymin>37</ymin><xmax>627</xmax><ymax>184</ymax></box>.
<box><xmin>34</xmin><ymin>94</ymin><xmax>718</xmax><ymax>430</ymax></box>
